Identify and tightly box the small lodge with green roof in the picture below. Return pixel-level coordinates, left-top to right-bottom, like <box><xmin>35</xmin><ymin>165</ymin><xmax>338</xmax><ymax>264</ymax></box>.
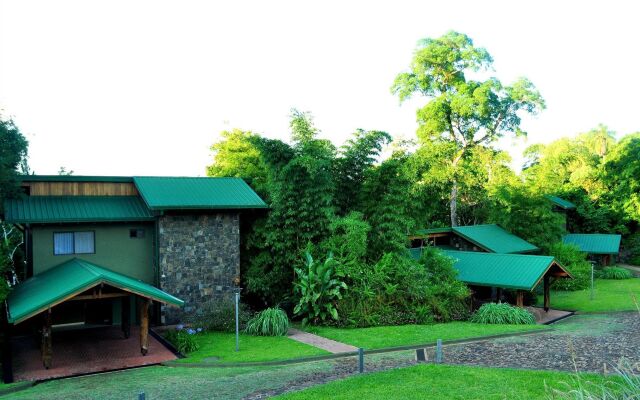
<box><xmin>1</xmin><ymin>175</ymin><xmax>267</xmax><ymax>381</ymax></box>
<box><xmin>410</xmin><ymin>224</ymin><xmax>572</xmax><ymax>310</ymax></box>
<box><xmin>563</xmin><ymin>233</ymin><xmax>621</xmax><ymax>266</ymax></box>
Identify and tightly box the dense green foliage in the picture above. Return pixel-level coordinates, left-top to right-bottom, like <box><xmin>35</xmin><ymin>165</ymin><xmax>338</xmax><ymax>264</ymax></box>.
<box><xmin>245</xmin><ymin>307</ymin><xmax>289</xmax><ymax>336</ymax></box>
<box><xmin>293</xmin><ymin>253</ymin><xmax>347</xmax><ymax>325</ymax></box>
<box><xmin>164</xmin><ymin>329</ymin><xmax>200</xmax><ymax>354</ymax></box>
<box><xmin>600</xmin><ymin>267</ymin><xmax>633</xmax><ymax>280</ymax></box>
<box><xmin>392</xmin><ymin>31</ymin><xmax>544</xmax><ymax>225</ymax></box>
<box><xmin>204</xmin><ymin>32</ymin><xmax>640</xmax><ymax>327</ymax></box>
<box><xmin>549</xmin><ymin>242</ymin><xmax>592</xmax><ymax>291</ymax></box>
<box><xmin>470</xmin><ymin>302</ymin><xmax>536</xmax><ymax>325</ymax></box>
<box><xmin>0</xmin><ymin>117</ymin><xmax>28</xmax><ymax>303</ymax></box>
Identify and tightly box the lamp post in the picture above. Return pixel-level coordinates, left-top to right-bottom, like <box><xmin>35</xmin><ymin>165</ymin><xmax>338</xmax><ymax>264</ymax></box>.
<box><xmin>234</xmin><ymin>287</ymin><xmax>242</xmax><ymax>352</ymax></box>
<box><xmin>590</xmin><ymin>261</ymin><xmax>596</xmax><ymax>300</ymax></box>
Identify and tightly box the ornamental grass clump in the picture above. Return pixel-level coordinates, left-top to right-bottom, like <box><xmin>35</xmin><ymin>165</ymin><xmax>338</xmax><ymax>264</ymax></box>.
<box><xmin>245</xmin><ymin>307</ymin><xmax>289</xmax><ymax>336</ymax></box>
<box><xmin>600</xmin><ymin>267</ymin><xmax>633</xmax><ymax>280</ymax></box>
<box><xmin>470</xmin><ymin>302</ymin><xmax>536</xmax><ymax>325</ymax></box>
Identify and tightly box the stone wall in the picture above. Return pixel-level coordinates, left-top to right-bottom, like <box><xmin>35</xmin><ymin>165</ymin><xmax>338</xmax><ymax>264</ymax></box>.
<box><xmin>158</xmin><ymin>213</ymin><xmax>240</xmax><ymax>324</ymax></box>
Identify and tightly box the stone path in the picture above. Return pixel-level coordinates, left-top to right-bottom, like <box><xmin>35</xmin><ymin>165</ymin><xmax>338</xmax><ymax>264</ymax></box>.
<box><xmin>527</xmin><ymin>307</ymin><xmax>573</xmax><ymax>324</ymax></box>
<box><xmin>287</xmin><ymin>329</ymin><xmax>358</xmax><ymax>353</ymax></box>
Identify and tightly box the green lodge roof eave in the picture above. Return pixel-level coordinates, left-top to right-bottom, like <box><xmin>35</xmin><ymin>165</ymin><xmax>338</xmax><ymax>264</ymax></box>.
<box><xmin>452</xmin><ymin>224</ymin><xmax>539</xmax><ymax>254</ymax></box>
<box><xmin>547</xmin><ymin>195</ymin><xmax>577</xmax><ymax>210</ymax></box>
<box><xmin>145</xmin><ymin>204</ymin><xmax>270</xmax><ymax>211</ymax></box>
<box><xmin>6</xmin><ymin>258</ymin><xmax>183</xmax><ymax>324</ymax></box>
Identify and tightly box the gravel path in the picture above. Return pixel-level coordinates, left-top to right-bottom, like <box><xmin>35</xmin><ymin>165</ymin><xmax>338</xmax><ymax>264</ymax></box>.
<box><xmin>245</xmin><ymin>312</ymin><xmax>640</xmax><ymax>399</ymax></box>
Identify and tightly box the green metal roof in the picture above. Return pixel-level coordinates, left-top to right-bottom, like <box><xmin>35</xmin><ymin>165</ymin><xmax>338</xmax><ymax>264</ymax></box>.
<box><xmin>547</xmin><ymin>195</ymin><xmax>577</xmax><ymax>210</ymax></box>
<box><xmin>134</xmin><ymin>177</ymin><xmax>267</xmax><ymax>210</ymax></box>
<box><xmin>452</xmin><ymin>225</ymin><xmax>539</xmax><ymax>254</ymax></box>
<box><xmin>19</xmin><ymin>175</ymin><xmax>133</xmax><ymax>183</ymax></box>
<box><xmin>563</xmin><ymin>234</ymin><xmax>621</xmax><ymax>255</ymax></box>
<box><xmin>3</xmin><ymin>196</ymin><xmax>154</xmax><ymax>224</ymax></box>
<box><xmin>413</xmin><ymin>227</ymin><xmax>453</xmax><ymax>235</ymax></box>
<box><xmin>6</xmin><ymin>258</ymin><xmax>183</xmax><ymax>324</ymax></box>
<box><xmin>410</xmin><ymin>248</ymin><xmax>568</xmax><ymax>291</ymax></box>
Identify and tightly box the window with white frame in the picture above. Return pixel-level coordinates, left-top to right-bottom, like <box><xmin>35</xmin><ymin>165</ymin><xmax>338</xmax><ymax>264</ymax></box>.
<box><xmin>54</xmin><ymin>231</ymin><xmax>95</xmax><ymax>255</ymax></box>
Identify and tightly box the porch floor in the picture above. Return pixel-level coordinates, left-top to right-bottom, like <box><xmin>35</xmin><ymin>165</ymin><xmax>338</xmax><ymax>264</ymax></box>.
<box><xmin>11</xmin><ymin>326</ymin><xmax>176</xmax><ymax>381</ymax></box>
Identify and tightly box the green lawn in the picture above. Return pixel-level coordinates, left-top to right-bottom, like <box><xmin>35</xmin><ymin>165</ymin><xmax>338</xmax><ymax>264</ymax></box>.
<box><xmin>303</xmin><ymin>322</ymin><xmax>546</xmax><ymax>350</ymax></box>
<box><xmin>275</xmin><ymin>364</ymin><xmax>614</xmax><ymax>400</ymax></box>
<box><xmin>538</xmin><ymin>277</ymin><xmax>640</xmax><ymax>313</ymax></box>
<box><xmin>174</xmin><ymin>332</ymin><xmax>329</xmax><ymax>364</ymax></box>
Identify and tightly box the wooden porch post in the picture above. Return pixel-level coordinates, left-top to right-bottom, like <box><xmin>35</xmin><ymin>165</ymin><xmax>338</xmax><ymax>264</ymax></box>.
<box><xmin>516</xmin><ymin>290</ymin><xmax>524</xmax><ymax>308</ymax></box>
<box><xmin>140</xmin><ymin>298</ymin><xmax>150</xmax><ymax>356</ymax></box>
<box><xmin>543</xmin><ymin>275</ymin><xmax>551</xmax><ymax>312</ymax></box>
<box><xmin>496</xmin><ymin>288</ymin><xmax>503</xmax><ymax>302</ymax></box>
<box><xmin>41</xmin><ymin>309</ymin><xmax>52</xmax><ymax>369</ymax></box>
<box><xmin>121</xmin><ymin>295</ymin><xmax>131</xmax><ymax>339</ymax></box>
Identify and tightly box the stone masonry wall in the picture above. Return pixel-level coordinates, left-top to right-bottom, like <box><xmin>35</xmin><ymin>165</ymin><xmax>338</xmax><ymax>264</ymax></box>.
<box><xmin>158</xmin><ymin>213</ymin><xmax>240</xmax><ymax>324</ymax></box>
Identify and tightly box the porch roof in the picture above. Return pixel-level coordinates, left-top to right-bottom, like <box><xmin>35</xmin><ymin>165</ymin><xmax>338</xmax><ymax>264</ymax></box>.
<box><xmin>563</xmin><ymin>234</ymin><xmax>621</xmax><ymax>255</ymax></box>
<box><xmin>6</xmin><ymin>258</ymin><xmax>183</xmax><ymax>324</ymax></box>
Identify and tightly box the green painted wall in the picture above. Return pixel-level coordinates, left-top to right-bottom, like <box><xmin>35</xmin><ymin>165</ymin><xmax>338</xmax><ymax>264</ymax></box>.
<box><xmin>32</xmin><ymin>223</ymin><xmax>155</xmax><ymax>283</ymax></box>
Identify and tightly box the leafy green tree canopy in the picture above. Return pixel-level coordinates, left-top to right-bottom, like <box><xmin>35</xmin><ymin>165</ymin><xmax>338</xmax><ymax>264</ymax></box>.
<box><xmin>392</xmin><ymin>31</ymin><xmax>545</xmax><ymax>225</ymax></box>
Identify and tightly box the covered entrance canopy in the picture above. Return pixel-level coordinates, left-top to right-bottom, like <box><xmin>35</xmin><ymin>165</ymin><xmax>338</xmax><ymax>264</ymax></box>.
<box><xmin>4</xmin><ymin>258</ymin><xmax>183</xmax><ymax>377</ymax></box>
<box><xmin>410</xmin><ymin>248</ymin><xmax>572</xmax><ymax>309</ymax></box>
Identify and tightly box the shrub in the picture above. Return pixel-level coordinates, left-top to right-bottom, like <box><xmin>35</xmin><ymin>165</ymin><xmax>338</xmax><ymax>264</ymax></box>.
<box><xmin>294</xmin><ymin>252</ymin><xmax>347</xmax><ymax>325</ymax></box>
<box><xmin>245</xmin><ymin>307</ymin><xmax>289</xmax><ymax>336</ymax></box>
<box><xmin>600</xmin><ymin>267</ymin><xmax>633</xmax><ymax>280</ymax></box>
<box><xmin>549</xmin><ymin>242</ymin><xmax>591</xmax><ymax>291</ymax></box>
<box><xmin>470</xmin><ymin>302</ymin><xmax>536</xmax><ymax>325</ymax></box>
<box><xmin>164</xmin><ymin>327</ymin><xmax>200</xmax><ymax>354</ymax></box>
<box><xmin>334</xmin><ymin>248</ymin><xmax>470</xmax><ymax>327</ymax></box>
<box><xmin>190</xmin><ymin>297</ymin><xmax>253</xmax><ymax>332</ymax></box>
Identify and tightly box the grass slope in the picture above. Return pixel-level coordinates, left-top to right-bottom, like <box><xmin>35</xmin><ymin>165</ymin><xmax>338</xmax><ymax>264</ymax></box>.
<box><xmin>275</xmin><ymin>364</ymin><xmax>612</xmax><ymax>400</ymax></box>
<box><xmin>5</xmin><ymin>363</ymin><xmax>333</xmax><ymax>400</ymax></box>
<box><xmin>539</xmin><ymin>278</ymin><xmax>640</xmax><ymax>313</ymax></box>
<box><xmin>175</xmin><ymin>332</ymin><xmax>328</xmax><ymax>363</ymax></box>
<box><xmin>304</xmin><ymin>322</ymin><xmax>545</xmax><ymax>350</ymax></box>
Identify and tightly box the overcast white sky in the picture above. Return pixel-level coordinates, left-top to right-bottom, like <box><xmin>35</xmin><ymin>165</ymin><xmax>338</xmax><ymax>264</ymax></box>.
<box><xmin>1</xmin><ymin>1</ymin><xmax>639</xmax><ymax>176</ymax></box>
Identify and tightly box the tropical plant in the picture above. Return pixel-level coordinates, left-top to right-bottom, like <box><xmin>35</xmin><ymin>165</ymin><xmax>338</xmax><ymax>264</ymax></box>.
<box><xmin>470</xmin><ymin>302</ymin><xmax>536</xmax><ymax>325</ymax></box>
<box><xmin>600</xmin><ymin>267</ymin><xmax>633</xmax><ymax>280</ymax></box>
<box><xmin>294</xmin><ymin>252</ymin><xmax>347</xmax><ymax>325</ymax></box>
<box><xmin>245</xmin><ymin>307</ymin><xmax>289</xmax><ymax>336</ymax></box>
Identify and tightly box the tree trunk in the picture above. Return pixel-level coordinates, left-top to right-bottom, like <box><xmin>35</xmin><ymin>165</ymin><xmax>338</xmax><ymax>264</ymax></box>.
<box><xmin>450</xmin><ymin>153</ymin><xmax>463</xmax><ymax>227</ymax></box>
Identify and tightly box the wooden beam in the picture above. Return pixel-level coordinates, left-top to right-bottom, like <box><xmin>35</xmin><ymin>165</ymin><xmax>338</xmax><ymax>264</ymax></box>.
<box><xmin>122</xmin><ymin>296</ymin><xmax>131</xmax><ymax>339</ymax></box>
<box><xmin>516</xmin><ymin>290</ymin><xmax>524</xmax><ymax>308</ymax></box>
<box><xmin>70</xmin><ymin>293</ymin><xmax>130</xmax><ymax>301</ymax></box>
<box><xmin>496</xmin><ymin>288</ymin><xmax>502</xmax><ymax>302</ymax></box>
<box><xmin>140</xmin><ymin>298</ymin><xmax>150</xmax><ymax>355</ymax></box>
<box><xmin>543</xmin><ymin>275</ymin><xmax>550</xmax><ymax>312</ymax></box>
<box><xmin>41</xmin><ymin>309</ymin><xmax>52</xmax><ymax>369</ymax></box>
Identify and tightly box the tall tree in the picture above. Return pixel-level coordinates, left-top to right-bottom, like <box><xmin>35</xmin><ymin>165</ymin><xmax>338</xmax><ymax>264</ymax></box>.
<box><xmin>0</xmin><ymin>117</ymin><xmax>29</xmax><ymax>301</ymax></box>
<box><xmin>392</xmin><ymin>31</ymin><xmax>545</xmax><ymax>226</ymax></box>
<box><xmin>334</xmin><ymin>129</ymin><xmax>391</xmax><ymax>215</ymax></box>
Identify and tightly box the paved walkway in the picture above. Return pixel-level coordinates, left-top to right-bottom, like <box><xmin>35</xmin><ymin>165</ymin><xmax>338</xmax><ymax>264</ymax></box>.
<box><xmin>12</xmin><ymin>326</ymin><xmax>176</xmax><ymax>381</ymax></box>
<box><xmin>619</xmin><ymin>263</ymin><xmax>640</xmax><ymax>276</ymax></box>
<box><xmin>526</xmin><ymin>307</ymin><xmax>573</xmax><ymax>324</ymax></box>
<box><xmin>287</xmin><ymin>328</ymin><xmax>358</xmax><ymax>353</ymax></box>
